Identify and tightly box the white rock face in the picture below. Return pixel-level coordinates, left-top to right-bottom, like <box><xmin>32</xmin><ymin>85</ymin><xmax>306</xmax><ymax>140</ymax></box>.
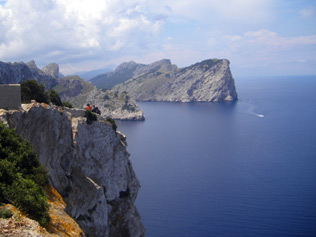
<box><xmin>0</xmin><ymin>104</ymin><xmax>144</xmax><ymax>237</ymax></box>
<box><xmin>42</xmin><ymin>63</ymin><xmax>59</xmax><ymax>78</ymax></box>
<box><xmin>113</xmin><ymin>59</ymin><xmax>238</xmax><ymax>102</ymax></box>
<box><xmin>86</xmin><ymin>88</ymin><xmax>145</xmax><ymax>120</ymax></box>
<box><xmin>56</xmin><ymin>77</ymin><xmax>145</xmax><ymax>121</ymax></box>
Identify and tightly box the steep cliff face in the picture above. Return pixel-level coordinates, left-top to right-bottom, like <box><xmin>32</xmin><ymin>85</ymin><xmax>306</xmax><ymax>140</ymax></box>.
<box><xmin>0</xmin><ymin>60</ymin><xmax>57</xmax><ymax>89</ymax></box>
<box><xmin>112</xmin><ymin>59</ymin><xmax>237</xmax><ymax>102</ymax></box>
<box><xmin>0</xmin><ymin>103</ymin><xmax>145</xmax><ymax>236</ymax></box>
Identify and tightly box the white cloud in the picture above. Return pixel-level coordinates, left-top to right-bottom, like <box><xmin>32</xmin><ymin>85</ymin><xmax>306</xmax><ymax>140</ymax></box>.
<box><xmin>214</xmin><ymin>29</ymin><xmax>316</xmax><ymax>76</ymax></box>
<box><xmin>242</xmin><ymin>29</ymin><xmax>316</xmax><ymax>49</ymax></box>
<box><xmin>299</xmin><ymin>7</ymin><xmax>315</xmax><ymax>18</ymax></box>
<box><xmin>0</xmin><ymin>0</ymin><xmax>315</xmax><ymax>76</ymax></box>
<box><xmin>0</xmin><ymin>0</ymin><xmax>161</xmax><ymax>67</ymax></box>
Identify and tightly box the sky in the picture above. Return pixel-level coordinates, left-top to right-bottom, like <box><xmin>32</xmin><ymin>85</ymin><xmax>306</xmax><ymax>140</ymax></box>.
<box><xmin>0</xmin><ymin>0</ymin><xmax>315</xmax><ymax>77</ymax></box>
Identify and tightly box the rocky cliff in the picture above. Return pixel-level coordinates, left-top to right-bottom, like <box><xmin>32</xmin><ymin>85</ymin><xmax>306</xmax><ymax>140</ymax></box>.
<box><xmin>111</xmin><ymin>59</ymin><xmax>237</xmax><ymax>102</ymax></box>
<box><xmin>0</xmin><ymin>60</ymin><xmax>144</xmax><ymax>120</ymax></box>
<box><xmin>0</xmin><ymin>60</ymin><xmax>57</xmax><ymax>89</ymax></box>
<box><xmin>54</xmin><ymin>76</ymin><xmax>145</xmax><ymax>120</ymax></box>
<box><xmin>42</xmin><ymin>63</ymin><xmax>60</xmax><ymax>78</ymax></box>
<box><xmin>0</xmin><ymin>103</ymin><xmax>145</xmax><ymax>237</ymax></box>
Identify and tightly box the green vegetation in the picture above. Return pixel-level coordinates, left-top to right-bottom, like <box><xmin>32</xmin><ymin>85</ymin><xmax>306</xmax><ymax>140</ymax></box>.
<box><xmin>0</xmin><ymin>122</ymin><xmax>49</xmax><ymax>226</ymax></box>
<box><xmin>0</xmin><ymin>207</ymin><xmax>13</xmax><ymax>219</ymax></box>
<box><xmin>48</xmin><ymin>89</ymin><xmax>62</xmax><ymax>106</ymax></box>
<box><xmin>62</xmin><ymin>102</ymin><xmax>73</xmax><ymax>108</ymax></box>
<box><xmin>84</xmin><ymin>110</ymin><xmax>98</xmax><ymax>124</ymax></box>
<box><xmin>105</xmin><ymin>117</ymin><xmax>117</xmax><ymax>131</ymax></box>
<box><xmin>21</xmin><ymin>80</ymin><xmax>63</xmax><ymax>107</ymax></box>
<box><xmin>21</xmin><ymin>80</ymin><xmax>50</xmax><ymax>104</ymax></box>
<box><xmin>122</xmin><ymin>103</ymin><xmax>136</xmax><ymax>112</ymax></box>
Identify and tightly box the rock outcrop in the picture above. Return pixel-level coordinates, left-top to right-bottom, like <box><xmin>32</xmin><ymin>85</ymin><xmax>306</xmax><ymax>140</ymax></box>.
<box><xmin>42</xmin><ymin>63</ymin><xmax>60</xmax><ymax>78</ymax></box>
<box><xmin>0</xmin><ymin>60</ymin><xmax>144</xmax><ymax>120</ymax></box>
<box><xmin>54</xmin><ymin>76</ymin><xmax>145</xmax><ymax>120</ymax></box>
<box><xmin>0</xmin><ymin>185</ymin><xmax>84</xmax><ymax>236</ymax></box>
<box><xmin>0</xmin><ymin>60</ymin><xmax>57</xmax><ymax>89</ymax></box>
<box><xmin>110</xmin><ymin>59</ymin><xmax>238</xmax><ymax>102</ymax></box>
<box><xmin>0</xmin><ymin>103</ymin><xmax>145</xmax><ymax>237</ymax></box>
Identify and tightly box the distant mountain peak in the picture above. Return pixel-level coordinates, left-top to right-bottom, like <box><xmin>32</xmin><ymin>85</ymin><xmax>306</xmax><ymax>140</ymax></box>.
<box><xmin>42</xmin><ymin>63</ymin><xmax>59</xmax><ymax>78</ymax></box>
<box><xmin>115</xmin><ymin>60</ymin><xmax>140</xmax><ymax>72</ymax></box>
<box><xmin>26</xmin><ymin>60</ymin><xmax>37</xmax><ymax>69</ymax></box>
<box><xmin>0</xmin><ymin>60</ymin><xmax>58</xmax><ymax>89</ymax></box>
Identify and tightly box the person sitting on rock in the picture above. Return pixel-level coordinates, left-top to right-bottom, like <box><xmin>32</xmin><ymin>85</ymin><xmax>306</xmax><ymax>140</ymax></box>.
<box><xmin>92</xmin><ymin>105</ymin><xmax>101</xmax><ymax>115</ymax></box>
<box><xmin>92</xmin><ymin>105</ymin><xmax>96</xmax><ymax>112</ymax></box>
<box><xmin>85</xmin><ymin>103</ymin><xmax>92</xmax><ymax>111</ymax></box>
<box><xmin>95</xmin><ymin>107</ymin><xmax>101</xmax><ymax>115</ymax></box>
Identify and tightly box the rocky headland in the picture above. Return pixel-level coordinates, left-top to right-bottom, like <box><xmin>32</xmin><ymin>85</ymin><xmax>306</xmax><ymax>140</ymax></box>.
<box><xmin>0</xmin><ymin>103</ymin><xmax>145</xmax><ymax>236</ymax></box>
<box><xmin>92</xmin><ymin>59</ymin><xmax>238</xmax><ymax>103</ymax></box>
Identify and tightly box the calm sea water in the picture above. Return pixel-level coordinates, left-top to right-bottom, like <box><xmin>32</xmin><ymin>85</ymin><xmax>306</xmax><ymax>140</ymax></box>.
<box><xmin>116</xmin><ymin>76</ymin><xmax>316</xmax><ymax>237</ymax></box>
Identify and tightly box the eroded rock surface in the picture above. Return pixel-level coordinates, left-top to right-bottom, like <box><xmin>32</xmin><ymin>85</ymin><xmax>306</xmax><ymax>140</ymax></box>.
<box><xmin>0</xmin><ymin>104</ymin><xmax>144</xmax><ymax>237</ymax></box>
<box><xmin>55</xmin><ymin>76</ymin><xmax>145</xmax><ymax>120</ymax></box>
<box><xmin>0</xmin><ymin>60</ymin><xmax>57</xmax><ymax>89</ymax></box>
<box><xmin>112</xmin><ymin>59</ymin><xmax>238</xmax><ymax>102</ymax></box>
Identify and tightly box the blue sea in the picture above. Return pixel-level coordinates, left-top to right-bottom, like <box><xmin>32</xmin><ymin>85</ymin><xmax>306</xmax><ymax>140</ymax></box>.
<box><xmin>116</xmin><ymin>76</ymin><xmax>316</xmax><ymax>237</ymax></box>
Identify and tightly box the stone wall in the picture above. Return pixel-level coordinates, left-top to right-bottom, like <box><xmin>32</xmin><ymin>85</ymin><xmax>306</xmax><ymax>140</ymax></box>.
<box><xmin>0</xmin><ymin>84</ymin><xmax>21</xmax><ymax>109</ymax></box>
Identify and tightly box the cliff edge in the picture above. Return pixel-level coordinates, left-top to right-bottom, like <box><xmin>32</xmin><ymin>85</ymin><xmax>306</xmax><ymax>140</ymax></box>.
<box><xmin>0</xmin><ymin>103</ymin><xmax>145</xmax><ymax>236</ymax></box>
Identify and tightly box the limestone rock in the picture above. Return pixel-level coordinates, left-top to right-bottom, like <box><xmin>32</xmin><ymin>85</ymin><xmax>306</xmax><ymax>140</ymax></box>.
<box><xmin>0</xmin><ymin>104</ymin><xmax>145</xmax><ymax>237</ymax></box>
<box><xmin>0</xmin><ymin>204</ymin><xmax>53</xmax><ymax>237</ymax></box>
<box><xmin>42</xmin><ymin>63</ymin><xmax>59</xmax><ymax>78</ymax></box>
<box><xmin>0</xmin><ymin>60</ymin><xmax>57</xmax><ymax>89</ymax></box>
<box><xmin>90</xmin><ymin>61</ymin><xmax>145</xmax><ymax>89</ymax></box>
<box><xmin>112</xmin><ymin>59</ymin><xmax>238</xmax><ymax>102</ymax></box>
<box><xmin>45</xmin><ymin>185</ymin><xmax>85</xmax><ymax>236</ymax></box>
<box><xmin>54</xmin><ymin>76</ymin><xmax>145</xmax><ymax>120</ymax></box>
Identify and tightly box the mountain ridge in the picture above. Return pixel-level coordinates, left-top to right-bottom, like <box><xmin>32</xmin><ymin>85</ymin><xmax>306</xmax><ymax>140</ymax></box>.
<box><xmin>112</xmin><ymin>58</ymin><xmax>238</xmax><ymax>102</ymax></box>
<box><xmin>90</xmin><ymin>58</ymin><xmax>238</xmax><ymax>102</ymax></box>
<box><xmin>0</xmin><ymin>60</ymin><xmax>144</xmax><ymax>120</ymax></box>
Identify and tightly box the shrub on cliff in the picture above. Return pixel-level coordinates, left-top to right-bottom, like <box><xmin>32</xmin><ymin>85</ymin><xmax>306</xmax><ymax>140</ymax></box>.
<box><xmin>84</xmin><ymin>110</ymin><xmax>97</xmax><ymax>124</ymax></box>
<box><xmin>21</xmin><ymin>80</ymin><xmax>50</xmax><ymax>104</ymax></box>
<box><xmin>21</xmin><ymin>80</ymin><xmax>63</xmax><ymax>107</ymax></box>
<box><xmin>106</xmin><ymin>117</ymin><xmax>117</xmax><ymax>131</ymax></box>
<box><xmin>48</xmin><ymin>89</ymin><xmax>62</xmax><ymax>106</ymax></box>
<box><xmin>62</xmin><ymin>101</ymin><xmax>73</xmax><ymax>108</ymax></box>
<box><xmin>0</xmin><ymin>122</ymin><xmax>50</xmax><ymax>226</ymax></box>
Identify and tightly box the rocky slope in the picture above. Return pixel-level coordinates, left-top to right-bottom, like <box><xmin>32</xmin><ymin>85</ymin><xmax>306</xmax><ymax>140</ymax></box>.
<box><xmin>0</xmin><ymin>60</ymin><xmax>57</xmax><ymax>89</ymax></box>
<box><xmin>54</xmin><ymin>76</ymin><xmax>145</xmax><ymax>120</ymax></box>
<box><xmin>0</xmin><ymin>185</ymin><xmax>84</xmax><ymax>236</ymax></box>
<box><xmin>90</xmin><ymin>61</ymin><xmax>145</xmax><ymax>89</ymax></box>
<box><xmin>0</xmin><ymin>60</ymin><xmax>144</xmax><ymax>120</ymax></box>
<box><xmin>112</xmin><ymin>59</ymin><xmax>237</xmax><ymax>102</ymax></box>
<box><xmin>0</xmin><ymin>103</ymin><xmax>145</xmax><ymax>236</ymax></box>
